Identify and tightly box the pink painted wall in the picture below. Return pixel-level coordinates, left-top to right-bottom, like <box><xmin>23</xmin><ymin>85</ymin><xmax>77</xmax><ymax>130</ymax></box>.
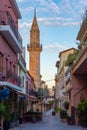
<box><xmin>26</xmin><ymin>71</ymin><xmax>34</xmax><ymax>95</ymax></box>
<box><xmin>0</xmin><ymin>35</ymin><xmax>17</xmax><ymax>75</ymax></box>
<box><xmin>0</xmin><ymin>0</ymin><xmax>18</xmax><ymax>28</ymax></box>
<box><xmin>0</xmin><ymin>0</ymin><xmax>19</xmax><ymax>77</ymax></box>
<box><xmin>70</xmin><ymin>74</ymin><xmax>87</xmax><ymax>124</ymax></box>
<box><xmin>71</xmin><ymin>74</ymin><xmax>87</xmax><ymax>107</ymax></box>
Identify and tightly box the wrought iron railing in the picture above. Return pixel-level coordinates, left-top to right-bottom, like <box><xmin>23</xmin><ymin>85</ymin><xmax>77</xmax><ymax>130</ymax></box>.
<box><xmin>66</xmin><ymin>77</ymin><xmax>70</xmax><ymax>85</ymax></box>
<box><xmin>6</xmin><ymin>70</ymin><xmax>21</xmax><ymax>86</ymax></box>
<box><xmin>0</xmin><ymin>72</ymin><xmax>6</xmax><ymax>81</ymax></box>
<box><xmin>0</xmin><ymin>11</ymin><xmax>22</xmax><ymax>48</ymax></box>
<box><xmin>27</xmin><ymin>44</ymin><xmax>42</xmax><ymax>49</ymax></box>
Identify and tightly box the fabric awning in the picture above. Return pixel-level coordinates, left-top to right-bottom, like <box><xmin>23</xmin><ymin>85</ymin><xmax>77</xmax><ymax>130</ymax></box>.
<box><xmin>0</xmin><ymin>81</ymin><xmax>37</xmax><ymax>100</ymax></box>
<box><xmin>17</xmin><ymin>91</ymin><xmax>37</xmax><ymax>100</ymax></box>
<box><xmin>0</xmin><ymin>81</ymin><xmax>22</xmax><ymax>92</ymax></box>
<box><xmin>0</xmin><ymin>88</ymin><xmax>10</xmax><ymax>100</ymax></box>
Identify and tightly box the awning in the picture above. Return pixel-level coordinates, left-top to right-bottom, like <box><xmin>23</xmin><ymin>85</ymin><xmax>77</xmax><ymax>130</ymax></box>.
<box><xmin>0</xmin><ymin>81</ymin><xmax>37</xmax><ymax>100</ymax></box>
<box><xmin>17</xmin><ymin>91</ymin><xmax>37</xmax><ymax>100</ymax></box>
<box><xmin>0</xmin><ymin>88</ymin><xmax>10</xmax><ymax>100</ymax></box>
<box><xmin>0</xmin><ymin>81</ymin><xmax>22</xmax><ymax>92</ymax></box>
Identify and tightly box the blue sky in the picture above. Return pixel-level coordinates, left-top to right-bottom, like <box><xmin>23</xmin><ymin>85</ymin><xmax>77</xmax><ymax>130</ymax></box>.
<box><xmin>17</xmin><ymin>0</ymin><xmax>87</xmax><ymax>88</ymax></box>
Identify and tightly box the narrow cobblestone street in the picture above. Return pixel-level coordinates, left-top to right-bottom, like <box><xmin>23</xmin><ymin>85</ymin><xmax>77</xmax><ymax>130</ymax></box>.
<box><xmin>10</xmin><ymin>110</ymin><xmax>87</xmax><ymax>130</ymax></box>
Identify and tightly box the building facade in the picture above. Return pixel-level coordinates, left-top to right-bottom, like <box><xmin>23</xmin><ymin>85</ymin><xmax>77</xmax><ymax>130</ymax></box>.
<box><xmin>71</xmin><ymin>14</ymin><xmax>87</xmax><ymax>124</ymax></box>
<box><xmin>0</xmin><ymin>0</ymin><xmax>22</xmax><ymax>91</ymax></box>
<box><xmin>0</xmin><ymin>0</ymin><xmax>23</xmax><ymax>128</ymax></box>
<box><xmin>55</xmin><ymin>48</ymin><xmax>77</xmax><ymax>109</ymax></box>
<box><xmin>18</xmin><ymin>47</ymin><xmax>26</xmax><ymax>93</ymax></box>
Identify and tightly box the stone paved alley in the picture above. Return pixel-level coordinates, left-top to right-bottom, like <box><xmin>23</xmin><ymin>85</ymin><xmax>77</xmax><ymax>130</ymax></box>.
<box><xmin>10</xmin><ymin>110</ymin><xmax>87</xmax><ymax>130</ymax></box>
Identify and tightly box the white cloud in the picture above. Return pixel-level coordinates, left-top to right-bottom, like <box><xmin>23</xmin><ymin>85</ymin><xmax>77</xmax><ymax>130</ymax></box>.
<box><xmin>38</xmin><ymin>17</ymin><xmax>73</xmax><ymax>22</ymax></box>
<box><xmin>19</xmin><ymin>16</ymin><xmax>80</xmax><ymax>29</ymax></box>
<box><xmin>45</xmin><ymin>21</ymin><xmax>80</xmax><ymax>26</ymax></box>
<box><xmin>18</xmin><ymin>0</ymin><xmax>59</xmax><ymax>14</ymax></box>
<box><xmin>17</xmin><ymin>0</ymin><xmax>87</xmax><ymax>18</ymax></box>
<box><xmin>17</xmin><ymin>0</ymin><xmax>25</xmax><ymax>2</ymax></box>
<box><xmin>43</xmin><ymin>43</ymin><xmax>66</xmax><ymax>53</ymax></box>
<box><xmin>20</xmin><ymin>6</ymin><xmax>34</xmax><ymax>13</ymax></box>
<box><xmin>19</xmin><ymin>22</ymin><xmax>31</xmax><ymax>28</ymax></box>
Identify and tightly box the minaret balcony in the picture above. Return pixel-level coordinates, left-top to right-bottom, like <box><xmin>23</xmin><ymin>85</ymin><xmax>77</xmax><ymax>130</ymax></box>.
<box><xmin>27</xmin><ymin>44</ymin><xmax>42</xmax><ymax>52</ymax></box>
<box><xmin>0</xmin><ymin>11</ymin><xmax>22</xmax><ymax>53</ymax></box>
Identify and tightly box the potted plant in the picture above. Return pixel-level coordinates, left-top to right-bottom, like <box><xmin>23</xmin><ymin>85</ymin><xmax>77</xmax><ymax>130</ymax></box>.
<box><xmin>77</xmin><ymin>100</ymin><xmax>87</xmax><ymax>127</ymax></box>
<box><xmin>0</xmin><ymin>100</ymin><xmax>11</xmax><ymax>130</ymax></box>
<box><xmin>63</xmin><ymin>101</ymin><xmax>72</xmax><ymax>124</ymax></box>
<box><xmin>0</xmin><ymin>101</ymin><xmax>6</xmax><ymax>130</ymax></box>
<box><xmin>0</xmin><ymin>101</ymin><xmax>6</xmax><ymax>119</ymax></box>
<box><xmin>60</xmin><ymin>109</ymin><xmax>67</xmax><ymax>122</ymax></box>
<box><xmin>3</xmin><ymin>98</ymin><xmax>13</xmax><ymax>129</ymax></box>
<box><xmin>54</xmin><ymin>106</ymin><xmax>60</xmax><ymax>115</ymax></box>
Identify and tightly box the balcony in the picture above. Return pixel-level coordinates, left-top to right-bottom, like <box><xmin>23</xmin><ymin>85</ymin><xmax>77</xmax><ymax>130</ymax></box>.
<box><xmin>0</xmin><ymin>70</ymin><xmax>22</xmax><ymax>91</ymax></box>
<box><xmin>27</xmin><ymin>44</ymin><xmax>42</xmax><ymax>52</ymax></box>
<box><xmin>72</xmin><ymin>41</ymin><xmax>87</xmax><ymax>74</ymax></box>
<box><xmin>78</xmin><ymin>41</ymin><xmax>87</xmax><ymax>57</ymax></box>
<box><xmin>6</xmin><ymin>70</ymin><xmax>21</xmax><ymax>86</ymax></box>
<box><xmin>18</xmin><ymin>53</ymin><xmax>26</xmax><ymax>70</ymax></box>
<box><xmin>0</xmin><ymin>11</ymin><xmax>22</xmax><ymax>53</ymax></box>
<box><xmin>0</xmin><ymin>72</ymin><xmax>6</xmax><ymax>81</ymax></box>
<box><xmin>66</xmin><ymin>76</ymin><xmax>70</xmax><ymax>85</ymax></box>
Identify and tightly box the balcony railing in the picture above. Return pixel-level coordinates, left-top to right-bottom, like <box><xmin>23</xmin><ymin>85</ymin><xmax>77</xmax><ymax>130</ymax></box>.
<box><xmin>19</xmin><ymin>54</ymin><xmax>26</xmax><ymax>68</ymax></box>
<box><xmin>66</xmin><ymin>77</ymin><xmax>70</xmax><ymax>85</ymax></box>
<box><xmin>0</xmin><ymin>72</ymin><xmax>6</xmax><ymax>81</ymax></box>
<box><xmin>27</xmin><ymin>44</ymin><xmax>42</xmax><ymax>50</ymax></box>
<box><xmin>0</xmin><ymin>11</ymin><xmax>22</xmax><ymax>48</ymax></box>
<box><xmin>6</xmin><ymin>70</ymin><xmax>21</xmax><ymax>86</ymax></box>
<box><xmin>77</xmin><ymin>41</ymin><xmax>87</xmax><ymax>57</ymax></box>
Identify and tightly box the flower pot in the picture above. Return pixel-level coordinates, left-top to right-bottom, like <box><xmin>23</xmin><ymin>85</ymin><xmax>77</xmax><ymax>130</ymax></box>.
<box><xmin>62</xmin><ymin>118</ymin><xmax>67</xmax><ymax>123</ymax></box>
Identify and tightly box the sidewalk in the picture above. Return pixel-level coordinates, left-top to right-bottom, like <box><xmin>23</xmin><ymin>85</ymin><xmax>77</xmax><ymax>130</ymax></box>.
<box><xmin>10</xmin><ymin>110</ymin><xmax>87</xmax><ymax>130</ymax></box>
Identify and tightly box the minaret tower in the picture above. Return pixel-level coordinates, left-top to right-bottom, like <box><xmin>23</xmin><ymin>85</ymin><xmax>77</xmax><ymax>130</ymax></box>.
<box><xmin>27</xmin><ymin>9</ymin><xmax>42</xmax><ymax>90</ymax></box>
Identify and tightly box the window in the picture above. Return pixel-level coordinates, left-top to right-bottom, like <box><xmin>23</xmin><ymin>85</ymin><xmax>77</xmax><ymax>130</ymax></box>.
<box><xmin>6</xmin><ymin>58</ymin><xmax>8</xmax><ymax>74</ymax></box>
<box><xmin>13</xmin><ymin>65</ymin><xmax>16</xmax><ymax>74</ymax></box>
<box><xmin>10</xmin><ymin>61</ymin><xmax>12</xmax><ymax>70</ymax></box>
<box><xmin>21</xmin><ymin>76</ymin><xmax>24</xmax><ymax>88</ymax></box>
<box><xmin>26</xmin><ymin>81</ymin><xmax>28</xmax><ymax>94</ymax></box>
<box><xmin>0</xmin><ymin>52</ymin><xmax>3</xmax><ymax>72</ymax></box>
<box><xmin>22</xmin><ymin>76</ymin><xmax>24</xmax><ymax>88</ymax></box>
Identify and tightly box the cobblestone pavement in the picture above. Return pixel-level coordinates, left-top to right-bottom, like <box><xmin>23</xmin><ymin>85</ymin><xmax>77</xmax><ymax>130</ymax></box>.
<box><xmin>10</xmin><ymin>110</ymin><xmax>87</xmax><ymax>130</ymax></box>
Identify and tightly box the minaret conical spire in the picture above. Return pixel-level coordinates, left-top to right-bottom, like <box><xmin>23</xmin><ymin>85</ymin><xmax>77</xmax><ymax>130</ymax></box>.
<box><xmin>34</xmin><ymin>8</ymin><xmax>36</xmax><ymax>18</ymax></box>
<box><xmin>31</xmin><ymin>8</ymin><xmax>39</xmax><ymax>30</ymax></box>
